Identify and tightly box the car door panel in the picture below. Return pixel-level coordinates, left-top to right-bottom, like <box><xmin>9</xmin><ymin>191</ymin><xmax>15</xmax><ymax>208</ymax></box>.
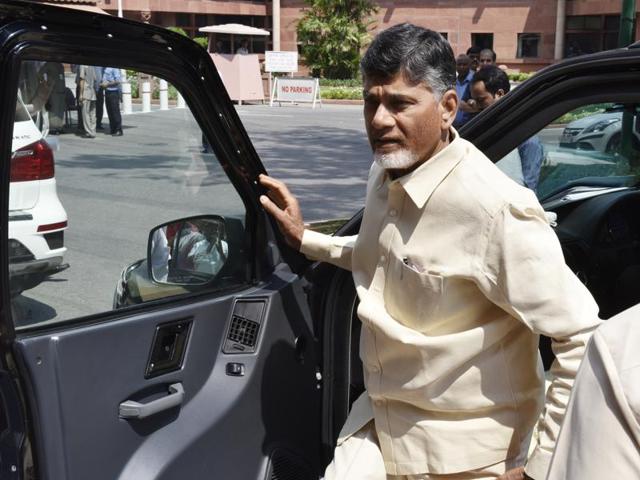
<box><xmin>0</xmin><ymin>2</ymin><xmax>320</xmax><ymax>479</ymax></box>
<box><xmin>15</xmin><ymin>274</ymin><xmax>320</xmax><ymax>479</ymax></box>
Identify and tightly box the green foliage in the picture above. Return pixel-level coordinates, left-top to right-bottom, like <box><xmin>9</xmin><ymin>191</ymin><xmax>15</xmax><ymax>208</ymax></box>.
<box><xmin>297</xmin><ymin>0</ymin><xmax>377</xmax><ymax>79</ymax></box>
<box><xmin>320</xmin><ymin>86</ymin><xmax>362</xmax><ymax>99</ymax></box>
<box><xmin>507</xmin><ymin>71</ymin><xmax>535</xmax><ymax>82</ymax></box>
<box><xmin>554</xmin><ymin>103</ymin><xmax>613</xmax><ymax>124</ymax></box>
<box><xmin>166</xmin><ymin>26</ymin><xmax>189</xmax><ymax>37</ymax></box>
<box><xmin>319</xmin><ymin>78</ymin><xmax>362</xmax><ymax>87</ymax></box>
<box><xmin>193</xmin><ymin>36</ymin><xmax>209</xmax><ymax>49</ymax></box>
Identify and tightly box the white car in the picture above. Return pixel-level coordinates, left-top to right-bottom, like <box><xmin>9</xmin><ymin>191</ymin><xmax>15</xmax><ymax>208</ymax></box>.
<box><xmin>9</xmin><ymin>97</ymin><xmax>68</xmax><ymax>295</ymax></box>
<box><xmin>559</xmin><ymin>106</ymin><xmax>639</xmax><ymax>153</ymax></box>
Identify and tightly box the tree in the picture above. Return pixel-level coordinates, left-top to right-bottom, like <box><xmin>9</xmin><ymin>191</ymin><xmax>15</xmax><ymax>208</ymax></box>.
<box><xmin>296</xmin><ymin>0</ymin><xmax>377</xmax><ymax>79</ymax></box>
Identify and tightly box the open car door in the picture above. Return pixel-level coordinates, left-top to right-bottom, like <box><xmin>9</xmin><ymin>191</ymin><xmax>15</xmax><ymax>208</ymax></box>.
<box><xmin>0</xmin><ymin>2</ymin><xmax>322</xmax><ymax>479</ymax></box>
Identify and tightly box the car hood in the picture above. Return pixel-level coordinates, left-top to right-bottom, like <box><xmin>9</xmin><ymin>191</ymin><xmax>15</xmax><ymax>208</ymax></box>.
<box><xmin>566</xmin><ymin>111</ymin><xmax>622</xmax><ymax>129</ymax></box>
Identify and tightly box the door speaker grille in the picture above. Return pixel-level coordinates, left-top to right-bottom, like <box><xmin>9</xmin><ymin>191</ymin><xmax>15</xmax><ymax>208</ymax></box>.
<box><xmin>227</xmin><ymin>315</ymin><xmax>260</xmax><ymax>347</ymax></box>
<box><xmin>268</xmin><ymin>449</ymin><xmax>315</xmax><ymax>480</ymax></box>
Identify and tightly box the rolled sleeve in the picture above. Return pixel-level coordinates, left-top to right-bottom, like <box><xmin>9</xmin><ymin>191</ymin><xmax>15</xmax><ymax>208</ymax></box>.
<box><xmin>299</xmin><ymin>229</ymin><xmax>356</xmax><ymax>272</ymax></box>
<box><xmin>477</xmin><ymin>201</ymin><xmax>602</xmax><ymax>479</ymax></box>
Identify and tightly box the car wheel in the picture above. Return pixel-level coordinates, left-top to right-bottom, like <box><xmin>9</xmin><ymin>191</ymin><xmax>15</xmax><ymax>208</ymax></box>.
<box><xmin>605</xmin><ymin>132</ymin><xmax>621</xmax><ymax>154</ymax></box>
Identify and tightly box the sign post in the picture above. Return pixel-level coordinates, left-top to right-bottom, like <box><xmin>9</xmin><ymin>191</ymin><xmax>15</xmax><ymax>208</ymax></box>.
<box><xmin>265</xmin><ymin>51</ymin><xmax>298</xmax><ymax>101</ymax></box>
<box><xmin>270</xmin><ymin>77</ymin><xmax>321</xmax><ymax>108</ymax></box>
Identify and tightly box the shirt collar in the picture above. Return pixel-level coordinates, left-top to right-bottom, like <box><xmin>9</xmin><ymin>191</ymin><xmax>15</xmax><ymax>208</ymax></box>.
<box><xmin>385</xmin><ymin>128</ymin><xmax>464</xmax><ymax>209</ymax></box>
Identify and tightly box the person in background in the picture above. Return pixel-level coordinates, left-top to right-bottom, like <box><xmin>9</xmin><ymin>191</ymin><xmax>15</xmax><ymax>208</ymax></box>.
<box><xmin>466</xmin><ymin>45</ymin><xmax>482</xmax><ymax>71</ymax></box>
<box><xmin>452</xmin><ymin>54</ymin><xmax>477</xmax><ymax>129</ymax></box>
<box><xmin>236</xmin><ymin>39</ymin><xmax>249</xmax><ymax>54</ymax></box>
<box><xmin>101</xmin><ymin>67</ymin><xmax>123</xmax><ymax>137</ymax></box>
<box><xmin>479</xmin><ymin>48</ymin><xmax>497</xmax><ymax>68</ymax></box>
<box><xmin>470</xmin><ymin>65</ymin><xmax>544</xmax><ymax>191</ymax></box>
<box><xmin>45</xmin><ymin>62</ymin><xmax>66</xmax><ymax>135</ymax></box>
<box><xmin>94</xmin><ymin>65</ymin><xmax>105</xmax><ymax>131</ymax></box>
<box><xmin>78</xmin><ymin>65</ymin><xmax>97</xmax><ymax>138</ymax></box>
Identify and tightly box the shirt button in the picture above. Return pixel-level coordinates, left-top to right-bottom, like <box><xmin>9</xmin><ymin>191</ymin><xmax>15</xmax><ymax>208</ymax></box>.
<box><xmin>374</xmin><ymin>399</ymin><xmax>386</xmax><ymax>407</ymax></box>
<box><xmin>369</xmin><ymin>364</ymin><xmax>380</xmax><ymax>373</ymax></box>
<box><xmin>379</xmin><ymin>255</ymin><xmax>386</xmax><ymax>264</ymax></box>
<box><xmin>389</xmin><ymin>209</ymin><xmax>397</xmax><ymax>217</ymax></box>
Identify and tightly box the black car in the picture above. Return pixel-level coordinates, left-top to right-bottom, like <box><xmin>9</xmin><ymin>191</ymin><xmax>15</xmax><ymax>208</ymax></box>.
<box><xmin>1</xmin><ymin>2</ymin><xmax>640</xmax><ymax>479</ymax></box>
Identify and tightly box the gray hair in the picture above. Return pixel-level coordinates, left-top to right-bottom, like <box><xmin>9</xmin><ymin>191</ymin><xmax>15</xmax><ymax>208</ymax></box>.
<box><xmin>360</xmin><ymin>23</ymin><xmax>456</xmax><ymax>99</ymax></box>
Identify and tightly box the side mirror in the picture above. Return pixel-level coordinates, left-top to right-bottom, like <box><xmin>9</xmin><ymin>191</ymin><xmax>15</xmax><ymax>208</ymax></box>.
<box><xmin>148</xmin><ymin>215</ymin><xmax>228</xmax><ymax>285</ymax></box>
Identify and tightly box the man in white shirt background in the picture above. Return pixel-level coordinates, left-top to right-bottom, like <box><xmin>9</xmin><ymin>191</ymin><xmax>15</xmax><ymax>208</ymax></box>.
<box><xmin>260</xmin><ymin>24</ymin><xmax>601</xmax><ymax>480</ymax></box>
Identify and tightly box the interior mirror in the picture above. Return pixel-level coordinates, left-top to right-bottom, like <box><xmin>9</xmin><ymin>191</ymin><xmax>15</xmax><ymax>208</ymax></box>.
<box><xmin>148</xmin><ymin>215</ymin><xmax>228</xmax><ymax>285</ymax></box>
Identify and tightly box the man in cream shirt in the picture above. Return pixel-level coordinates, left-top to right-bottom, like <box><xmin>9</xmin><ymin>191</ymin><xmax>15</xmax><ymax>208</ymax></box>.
<box><xmin>260</xmin><ymin>24</ymin><xmax>601</xmax><ymax>480</ymax></box>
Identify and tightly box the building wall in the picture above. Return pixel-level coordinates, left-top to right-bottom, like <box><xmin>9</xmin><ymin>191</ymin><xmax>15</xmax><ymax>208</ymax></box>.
<box><xmin>98</xmin><ymin>0</ymin><xmax>640</xmax><ymax>72</ymax></box>
<box><xmin>98</xmin><ymin>0</ymin><xmax>266</xmax><ymax>15</ymax></box>
<box><xmin>281</xmin><ymin>0</ymin><xmax>559</xmax><ymax>72</ymax></box>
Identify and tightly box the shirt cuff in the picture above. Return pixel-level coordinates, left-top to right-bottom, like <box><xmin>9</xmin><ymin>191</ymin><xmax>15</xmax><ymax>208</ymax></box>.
<box><xmin>525</xmin><ymin>447</ymin><xmax>551</xmax><ymax>480</ymax></box>
<box><xmin>299</xmin><ymin>229</ymin><xmax>333</xmax><ymax>262</ymax></box>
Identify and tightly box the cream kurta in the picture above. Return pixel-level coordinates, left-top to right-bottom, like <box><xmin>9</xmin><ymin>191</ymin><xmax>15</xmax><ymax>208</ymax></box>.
<box><xmin>547</xmin><ymin>304</ymin><xmax>640</xmax><ymax>480</ymax></box>
<box><xmin>301</xmin><ymin>130</ymin><xmax>602</xmax><ymax>479</ymax></box>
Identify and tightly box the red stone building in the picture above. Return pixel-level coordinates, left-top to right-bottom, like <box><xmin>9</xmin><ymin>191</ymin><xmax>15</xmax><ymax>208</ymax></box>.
<box><xmin>94</xmin><ymin>0</ymin><xmax>640</xmax><ymax>72</ymax></box>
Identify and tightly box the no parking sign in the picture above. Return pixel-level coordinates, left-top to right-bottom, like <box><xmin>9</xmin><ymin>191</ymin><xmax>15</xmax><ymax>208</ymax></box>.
<box><xmin>270</xmin><ymin>77</ymin><xmax>322</xmax><ymax>108</ymax></box>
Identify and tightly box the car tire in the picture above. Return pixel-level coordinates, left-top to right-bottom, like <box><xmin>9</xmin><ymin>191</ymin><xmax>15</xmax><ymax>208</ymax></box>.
<box><xmin>605</xmin><ymin>132</ymin><xmax>621</xmax><ymax>154</ymax></box>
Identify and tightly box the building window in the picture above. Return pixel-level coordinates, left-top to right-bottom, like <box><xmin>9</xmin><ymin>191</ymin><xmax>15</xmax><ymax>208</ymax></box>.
<box><xmin>471</xmin><ymin>33</ymin><xmax>493</xmax><ymax>50</ymax></box>
<box><xmin>517</xmin><ymin>33</ymin><xmax>540</xmax><ymax>58</ymax></box>
<box><xmin>565</xmin><ymin>15</ymin><xmax>622</xmax><ymax>57</ymax></box>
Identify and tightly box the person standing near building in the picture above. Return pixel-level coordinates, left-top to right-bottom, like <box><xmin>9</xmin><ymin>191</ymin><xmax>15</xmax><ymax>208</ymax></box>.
<box><xmin>470</xmin><ymin>65</ymin><xmax>544</xmax><ymax>191</ymax></box>
<box><xmin>78</xmin><ymin>65</ymin><xmax>97</xmax><ymax>138</ymax></box>
<box><xmin>453</xmin><ymin>54</ymin><xmax>477</xmax><ymax>129</ymax></box>
<box><xmin>94</xmin><ymin>65</ymin><xmax>105</xmax><ymax>130</ymax></box>
<box><xmin>479</xmin><ymin>48</ymin><xmax>497</xmax><ymax>68</ymax></box>
<box><xmin>102</xmin><ymin>67</ymin><xmax>123</xmax><ymax>136</ymax></box>
<box><xmin>260</xmin><ymin>23</ymin><xmax>600</xmax><ymax>480</ymax></box>
<box><xmin>236</xmin><ymin>39</ymin><xmax>249</xmax><ymax>54</ymax></box>
<box><xmin>466</xmin><ymin>46</ymin><xmax>482</xmax><ymax>72</ymax></box>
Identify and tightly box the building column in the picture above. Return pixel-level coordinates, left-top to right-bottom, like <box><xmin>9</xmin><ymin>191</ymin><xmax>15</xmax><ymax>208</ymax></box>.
<box><xmin>554</xmin><ymin>0</ymin><xmax>566</xmax><ymax>60</ymax></box>
<box><xmin>272</xmin><ymin>0</ymin><xmax>281</xmax><ymax>51</ymax></box>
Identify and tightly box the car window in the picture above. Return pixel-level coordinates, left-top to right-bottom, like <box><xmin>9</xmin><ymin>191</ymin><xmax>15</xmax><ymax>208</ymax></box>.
<box><xmin>495</xmin><ymin>102</ymin><xmax>640</xmax><ymax>199</ymax></box>
<box><xmin>9</xmin><ymin>61</ymin><xmax>249</xmax><ymax>329</ymax></box>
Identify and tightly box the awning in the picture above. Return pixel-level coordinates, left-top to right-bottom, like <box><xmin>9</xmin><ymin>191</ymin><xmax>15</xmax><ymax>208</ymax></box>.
<box><xmin>199</xmin><ymin>24</ymin><xmax>270</xmax><ymax>36</ymax></box>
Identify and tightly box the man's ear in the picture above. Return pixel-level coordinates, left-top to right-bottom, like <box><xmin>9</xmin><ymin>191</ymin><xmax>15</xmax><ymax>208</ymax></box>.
<box><xmin>495</xmin><ymin>88</ymin><xmax>506</xmax><ymax>99</ymax></box>
<box><xmin>440</xmin><ymin>89</ymin><xmax>458</xmax><ymax>130</ymax></box>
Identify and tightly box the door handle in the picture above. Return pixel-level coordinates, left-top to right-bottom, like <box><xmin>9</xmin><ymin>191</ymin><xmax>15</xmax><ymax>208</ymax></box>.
<box><xmin>119</xmin><ymin>383</ymin><xmax>184</xmax><ymax>419</ymax></box>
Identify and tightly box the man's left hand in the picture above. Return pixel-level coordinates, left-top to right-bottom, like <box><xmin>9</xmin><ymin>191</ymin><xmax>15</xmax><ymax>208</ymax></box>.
<box><xmin>497</xmin><ymin>467</ymin><xmax>531</xmax><ymax>480</ymax></box>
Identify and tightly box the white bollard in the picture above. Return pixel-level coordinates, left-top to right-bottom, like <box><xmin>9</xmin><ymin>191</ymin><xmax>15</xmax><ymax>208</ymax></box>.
<box><xmin>159</xmin><ymin>79</ymin><xmax>169</xmax><ymax>110</ymax></box>
<box><xmin>177</xmin><ymin>92</ymin><xmax>185</xmax><ymax>109</ymax></box>
<box><xmin>142</xmin><ymin>81</ymin><xmax>151</xmax><ymax>113</ymax></box>
<box><xmin>122</xmin><ymin>81</ymin><xmax>132</xmax><ymax>115</ymax></box>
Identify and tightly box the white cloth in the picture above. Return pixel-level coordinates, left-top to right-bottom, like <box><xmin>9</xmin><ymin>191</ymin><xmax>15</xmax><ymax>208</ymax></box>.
<box><xmin>546</xmin><ymin>304</ymin><xmax>640</xmax><ymax>479</ymax></box>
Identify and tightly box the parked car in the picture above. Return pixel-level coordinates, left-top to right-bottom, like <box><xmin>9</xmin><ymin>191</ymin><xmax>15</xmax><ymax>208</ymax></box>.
<box><xmin>559</xmin><ymin>104</ymin><xmax>639</xmax><ymax>152</ymax></box>
<box><xmin>1</xmin><ymin>3</ymin><xmax>640</xmax><ymax>480</ymax></box>
<box><xmin>9</xmin><ymin>93</ymin><xmax>68</xmax><ymax>295</ymax></box>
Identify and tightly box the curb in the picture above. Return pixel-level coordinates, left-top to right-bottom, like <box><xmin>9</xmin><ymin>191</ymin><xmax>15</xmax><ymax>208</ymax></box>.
<box><xmin>321</xmin><ymin>99</ymin><xmax>363</xmax><ymax>105</ymax></box>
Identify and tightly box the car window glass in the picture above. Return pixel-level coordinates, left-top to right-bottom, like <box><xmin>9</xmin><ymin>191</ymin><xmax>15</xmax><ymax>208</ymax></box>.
<box><xmin>495</xmin><ymin>102</ymin><xmax>640</xmax><ymax>199</ymax></box>
<box><xmin>9</xmin><ymin>61</ymin><xmax>249</xmax><ymax>329</ymax></box>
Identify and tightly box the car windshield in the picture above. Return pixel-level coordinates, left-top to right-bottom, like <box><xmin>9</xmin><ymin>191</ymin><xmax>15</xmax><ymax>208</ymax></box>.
<box><xmin>495</xmin><ymin>102</ymin><xmax>640</xmax><ymax>200</ymax></box>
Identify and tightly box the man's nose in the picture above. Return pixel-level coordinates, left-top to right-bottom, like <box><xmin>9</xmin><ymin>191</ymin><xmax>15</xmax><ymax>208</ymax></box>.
<box><xmin>371</xmin><ymin>103</ymin><xmax>395</xmax><ymax>130</ymax></box>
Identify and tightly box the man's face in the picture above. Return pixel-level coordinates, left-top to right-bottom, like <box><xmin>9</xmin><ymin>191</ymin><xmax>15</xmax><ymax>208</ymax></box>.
<box><xmin>456</xmin><ymin>58</ymin><xmax>470</xmax><ymax>78</ymax></box>
<box><xmin>363</xmin><ymin>73</ymin><xmax>454</xmax><ymax>175</ymax></box>
<box><xmin>468</xmin><ymin>53</ymin><xmax>479</xmax><ymax>71</ymax></box>
<box><xmin>479</xmin><ymin>52</ymin><xmax>494</xmax><ymax>68</ymax></box>
<box><xmin>469</xmin><ymin>80</ymin><xmax>502</xmax><ymax>111</ymax></box>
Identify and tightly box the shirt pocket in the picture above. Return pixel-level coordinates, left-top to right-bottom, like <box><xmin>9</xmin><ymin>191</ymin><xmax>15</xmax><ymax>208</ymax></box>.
<box><xmin>384</xmin><ymin>251</ymin><xmax>443</xmax><ymax>331</ymax></box>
